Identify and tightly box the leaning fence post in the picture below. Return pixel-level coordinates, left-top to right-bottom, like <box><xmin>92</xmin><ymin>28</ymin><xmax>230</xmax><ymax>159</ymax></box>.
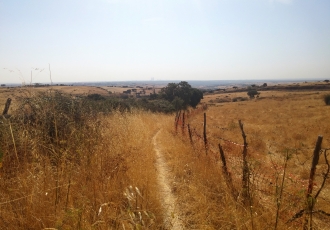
<box><xmin>188</xmin><ymin>124</ymin><xmax>193</xmax><ymax>144</ymax></box>
<box><xmin>303</xmin><ymin>135</ymin><xmax>323</xmax><ymax>230</ymax></box>
<box><xmin>219</xmin><ymin>143</ymin><xmax>237</xmax><ymax>199</ymax></box>
<box><xmin>238</xmin><ymin>120</ymin><xmax>254</xmax><ymax>229</ymax></box>
<box><xmin>2</xmin><ymin>98</ymin><xmax>12</xmax><ymax>116</ymax></box>
<box><xmin>219</xmin><ymin>144</ymin><xmax>228</xmax><ymax>173</ymax></box>
<box><xmin>238</xmin><ymin>120</ymin><xmax>249</xmax><ymax>203</ymax></box>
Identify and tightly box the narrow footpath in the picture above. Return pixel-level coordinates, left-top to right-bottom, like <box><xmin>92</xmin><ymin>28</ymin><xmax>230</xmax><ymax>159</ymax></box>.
<box><xmin>152</xmin><ymin>130</ymin><xmax>184</xmax><ymax>230</ymax></box>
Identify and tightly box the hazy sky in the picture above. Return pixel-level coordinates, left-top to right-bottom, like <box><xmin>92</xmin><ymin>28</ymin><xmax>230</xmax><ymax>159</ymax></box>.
<box><xmin>1</xmin><ymin>0</ymin><xmax>329</xmax><ymax>84</ymax></box>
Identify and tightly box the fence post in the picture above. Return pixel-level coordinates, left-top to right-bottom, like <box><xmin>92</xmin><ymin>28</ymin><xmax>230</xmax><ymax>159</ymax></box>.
<box><xmin>2</xmin><ymin>98</ymin><xmax>12</xmax><ymax>116</ymax></box>
<box><xmin>188</xmin><ymin>124</ymin><xmax>193</xmax><ymax>144</ymax></box>
<box><xmin>182</xmin><ymin>112</ymin><xmax>185</xmax><ymax>134</ymax></box>
<box><xmin>175</xmin><ymin>110</ymin><xmax>181</xmax><ymax>133</ymax></box>
<box><xmin>219</xmin><ymin>143</ymin><xmax>237</xmax><ymax>199</ymax></box>
<box><xmin>303</xmin><ymin>135</ymin><xmax>323</xmax><ymax>230</ymax></box>
<box><xmin>203</xmin><ymin>113</ymin><xmax>207</xmax><ymax>151</ymax></box>
<box><xmin>219</xmin><ymin>144</ymin><xmax>228</xmax><ymax>174</ymax></box>
<box><xmin>238</xmin><ymin>120</ymin><xmax>249</xmax><ymax>203</ymax></box>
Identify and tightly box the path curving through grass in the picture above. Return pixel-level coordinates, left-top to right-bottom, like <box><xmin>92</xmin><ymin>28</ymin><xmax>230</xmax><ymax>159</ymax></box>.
<box><xmin>153</xmin><ymin>130</ymin><xmax>184</xmax><ymax>230</ymax></box>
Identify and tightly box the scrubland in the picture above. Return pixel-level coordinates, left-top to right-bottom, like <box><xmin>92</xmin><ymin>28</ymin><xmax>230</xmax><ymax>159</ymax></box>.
<box><xmin>0</xmin><ymin>88</ymin><xmax>170</xmax><ymax>229</ymax></box>
<box><xmin>1</xmin><ymin>87</ymin><xmax>330</xmax><ymax>229</ymax></box>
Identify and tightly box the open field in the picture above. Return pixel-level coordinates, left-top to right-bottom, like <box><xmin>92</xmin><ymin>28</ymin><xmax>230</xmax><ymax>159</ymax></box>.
<box><xmin>156</xmin><ymin>88</ymin><xmax>330</xmax><ymax>229</ymax></box>
<box><xmin>0</xmin><ymin>85</ymin><xmax>164</xmax><ymax>111</ymax></box>
<box><xmin>1</xmin><ymin>85</ymin><xmax>330</xmax><ymax>229</ymax></box>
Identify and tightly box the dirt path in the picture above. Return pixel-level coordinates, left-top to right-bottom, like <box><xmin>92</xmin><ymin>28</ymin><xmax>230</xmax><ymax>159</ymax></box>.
<box><xmin>153</xmin><ymin>130</ymin><xmax>184</xmax><ymax>230</ymax></box>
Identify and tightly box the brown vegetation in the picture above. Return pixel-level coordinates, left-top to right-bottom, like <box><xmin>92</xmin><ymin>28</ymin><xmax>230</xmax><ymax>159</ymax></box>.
<box><xmin>0</xmin><ymin>89</ymin><xmax>167</xmax><ymax>229</ymax></box>
<box><xmin>1</xmin><ymin>86</ymin><xmax>330</xmax><ymax>229</ymax></box>
<box><xmin>158</xmin><ymin>89</ymin><xmax>330</xmax><ymax>229</ymax></box>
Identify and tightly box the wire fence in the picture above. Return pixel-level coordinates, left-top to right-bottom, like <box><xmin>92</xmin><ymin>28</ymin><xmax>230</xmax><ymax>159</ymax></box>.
<box><xmin>174</xmin><ymin>106</ymin><xmax>330</xmax><ymax>226</ymax></box>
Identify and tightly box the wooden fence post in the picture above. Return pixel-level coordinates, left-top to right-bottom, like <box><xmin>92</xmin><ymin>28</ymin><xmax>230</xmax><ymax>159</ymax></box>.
<box><xmin>182</xmin><ymin>112</ymin><xmax>185</xmax><ymax>134</ymax></box>
<box><xmin>238</xmin><ymin>120</ymin><xmax>249</xmax><ymax>204</ymax></box>
<box><xmin>188</xmin><ymin>124</ymin><xmax>193</xmax><ymax>144</ymax></box>
<box><xmin>303</xmin><ymin>135</ymin><xmax>323</xmax><ymax>230</ymax></box>
<box><xmin>175</xmin><ymin>110</ymin><xmax>181</xmax><ymax>133</ymax></box>
<box><xmin>2</xmin><ymin>98</ymin><xmax>12</xmax><ymax>116</ymax></box>
<box><xmin>238</xmin><ymin>120</ymin><xmax>254</xmax><ymax>229</ymax></box>
<box><xmin>219</xmin><ymin>143</ymin><xmax>237</xmax><ymax>199</ymax></box>
<box><xmin>203</xmin><ymin>113</ymin><xmax>207</xmax><ymax>151</ymax></box>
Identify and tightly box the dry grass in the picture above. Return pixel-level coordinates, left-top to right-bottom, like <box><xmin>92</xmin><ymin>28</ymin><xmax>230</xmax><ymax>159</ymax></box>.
<box><xmin>0</xmin><ymin>86</ymin><xmax>110</xmax><ymax>112</ymax></box>
<box><xmin>0</xmin><ymin>89</ymin><xmax>168</xmax><ymax>229</ymax></box>
<box><xmin>1</xmin><ymin>87</ymin><xmax>330</xmax><ymax>229</ymax></box>
<box><xmin>155</xmin><ymin>89</ymin><xmax>330</xmax><ymax>229</ymax></box>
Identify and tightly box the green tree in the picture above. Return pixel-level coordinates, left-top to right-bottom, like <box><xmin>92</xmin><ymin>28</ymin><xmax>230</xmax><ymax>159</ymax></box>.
<box><xmin>161</xmin><ymin>83</ymin><xmax>178</xmax><ymax>102</ymax></box>
<box><xmin>161</xmin><ymin>81</ymin><xmax>203</xmax><ymax>109</ymax></box>
<box><xmin>176</xmin><ymin>81</ymin><xmax>193</xmax><ymax>108</ymax></box>
<box><xmin>247</xmin><ymin>89</ymin><xmax>259</xmax><ymax>98</ymax></box>
<box><xmin>190</xmin><ymin>88</ymin><xmax>204</xmax><ymax>108</ymax></box>
<box><xmin>171</xmin><ymin>97</ymin><xmax>184</xmax><ymax>111</ymax></box>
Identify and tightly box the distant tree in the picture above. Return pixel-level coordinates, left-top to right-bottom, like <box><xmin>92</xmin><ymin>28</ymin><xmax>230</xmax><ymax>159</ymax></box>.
<box><xmin>247</xmin><ymin>89</ymin><xmax>259</xmax><ymax>98</ymax></box>
<box><xmin>161</xmin><ymin>81</ymin><xmax>203</xmax><ymax>109</ymax></box>
<box><xmin>161</xmin><ymin>83</ymin><xmax>177</xmax><ymax>102</ymax></box>
<box><xmin>324</xmin><ymin>80</ymin><xmax>329</xmax><ymax>83</ymax></box>
<box><xmin>324</xmin><ymin>94</ymin><xmax>330</xmax><ymax>105</ymax></box>
<box><xmin>190</xmin><ymin>88</ymin><xmax>204</xmax><ymax>108</ymax></box>
<box><xmin>149</xmin><ymin>92</ymin><xmax>158</xmax><ymax>100</ymax></box>
<box><xmin>262</xmin><ymin>83</ymin><xmax>267</xmax><ymax>87</ymax></box>
<box><xmin>176</xmin><ymin>81</ymin><xmax>192</xmax><ymax>107</ymax></box>
<box><xmin>172</xmin><ymin>97</ymin><xmax>184</xmax><ymax>111</ymax></box>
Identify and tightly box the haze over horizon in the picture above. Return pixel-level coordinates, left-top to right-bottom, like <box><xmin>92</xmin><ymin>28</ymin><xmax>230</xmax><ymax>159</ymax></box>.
<box><xmin>1</xmin><ymin>0</ymin><xmax>329</xmax><ymax>84</ymax></box>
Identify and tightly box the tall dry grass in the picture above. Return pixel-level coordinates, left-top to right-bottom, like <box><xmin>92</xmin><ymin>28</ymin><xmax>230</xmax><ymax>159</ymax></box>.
<box><xmin>0</xmin><ymin>89</ymin><xmax>167</xmax><ymax>229</ymax></box>
<box><xmin>1</xmin><ymin>88</ymin><xmax>330</xmax><ymax>229</ymax></box>
<box><xmin>154</xmin><ymin>91</ymin><xmax>330</xmax><ymax>229</ymax></box>
<box><xmin>156</xmin><ymin>118</ymin><xmax>272</xmax><ymax>229</ymax></box>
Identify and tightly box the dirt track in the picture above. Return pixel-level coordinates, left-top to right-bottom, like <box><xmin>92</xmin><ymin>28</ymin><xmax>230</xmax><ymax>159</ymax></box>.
<box><xmin>153</xmin><ymin>130</ymin><xmax>183</xmax><ymax>229</ymax></box>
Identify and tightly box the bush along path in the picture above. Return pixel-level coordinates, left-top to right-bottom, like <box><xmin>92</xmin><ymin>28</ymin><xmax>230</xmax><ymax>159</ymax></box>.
<box><xmin>153</xmin><ymin>130</ymin><xmax>183</xmax><ymax>229</ymax></box>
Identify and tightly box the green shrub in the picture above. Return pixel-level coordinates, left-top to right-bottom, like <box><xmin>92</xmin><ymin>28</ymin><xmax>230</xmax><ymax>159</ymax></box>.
<box><xmin>232</xmin><ymin>97</ymin><xmax>249</xmax><ymax>102</ymax></box>
<box><xmin>137</xmin><ymin>99</ymin><xmax>175</xmax><ymax>113</ymax></box>
<box><xmin>324</xmin><ymin>94</ymin><xmax>330</xmax><ymax>105</ymax></box>
<box><xmin>247</xmin><ymin>89</ymin><xmax>260</xmax><ymax>98</ymax></box>
<box><xmin>87</xmin><ymin>93</ymin><xmax>105</xmax><ymax>100</ymax></box>
<box><xmin>0</xmin><ymin>91</ymin><xmax>104</xmax><ymax>170</ymax></box>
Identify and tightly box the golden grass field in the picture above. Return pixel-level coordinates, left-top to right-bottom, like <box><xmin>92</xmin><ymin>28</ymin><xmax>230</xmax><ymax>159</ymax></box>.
<box><xmin>165</xmin><ymin>89</ymin><xmax>330</xmax><ymax>229</ymax></box>
<box><xmin>0</xmin><ymin>85</ymin><xmax>330</xmax><ymax>229</ymax></box>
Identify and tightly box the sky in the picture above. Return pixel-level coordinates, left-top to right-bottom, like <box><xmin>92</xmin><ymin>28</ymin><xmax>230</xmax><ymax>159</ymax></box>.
<box><xmin>0</xmin><ymin>0</ymin><xmax>330</xmax><ymax>84</ymax></box>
